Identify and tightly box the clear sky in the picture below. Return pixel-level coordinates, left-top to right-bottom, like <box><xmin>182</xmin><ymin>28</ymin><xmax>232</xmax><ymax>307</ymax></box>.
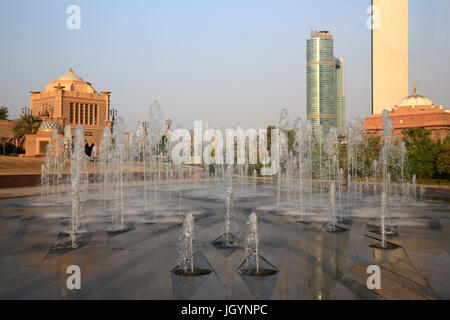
<box><xmin>0</xmin><ymin>0</ymin><xmax>449</xmax><ymax>131</ymax></box>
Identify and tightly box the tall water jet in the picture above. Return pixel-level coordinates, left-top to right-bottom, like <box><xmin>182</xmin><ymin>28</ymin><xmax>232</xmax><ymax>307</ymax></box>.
<box><xmin>294</xmin><ymin>117</ymin><xmax>305</xmax><ymax>221</ymax></box>
<box><xmin>177</xmin><ymin>212</ymin><xmax>195</xmax><ymax>274</ymax></box>
<box><xmin>70</xmin><ymin>125</ymin><xmax>88</xmax><ymax>248</ymax></box>
<box><xmin>245</xmin><ymin>212</ymin><xmax>259</xmax><ymax>274</ymax></box>
<box><xmin>40</xmin><ymin>164</ymin><xmax>47</xmax><ymax>197</ymax></box>
<box><xmin>338</xmin><ymin>168</ymin><xmax>343</xmax><ymax>220</ymax></box>
<box><xmin>316</xmin><ymin>125</ymin><xmax>324</xmax><ymax>209</ymax></box>
<box><xmin>404</xmin><ymin>182</ymin><xmax>411</xmax><ymax>201</ymax></box>
<box><xmin>62</xmin><ymin>125</ymin><xmax>73</xmax><ymax>161</ymax></box>
<box><xmin>135</xmin><ymin>122</ymin><xmax>148</xmax><ymax>210</ymax></box>
<box><xmin>99</xmin><ymin>127</ymin><xmax>112</xmax><ymax>210</ymax></box>
<box><xmin>325</xmin><ymin>127</ymin><xmax>339</xmax><ymax>182</ymax></box>
<box><xmin>372</xmin><ymin>159</ymin><xmax>378</xmax><ymax>194</ymax></box>
<box><xmin>279</xmin><ymin>108</ymin><xmax>290</xmax><ymax>168</ymax></box>
<box><xmin>346</xmin><ymin>123</ymin><xmax>353</xmax><ymax>187</ymax></box>
<box><xmin>276</xmin><ymin>170</ymin><xmax>281</xmax><ymax>210</ymax></box>
<box><xmin>365</xmin><ymin>176</ymin><xmax>369</xmax><ymax>194</ymax></box>
<box><xmin>380</xmin><ymin>110</ymin><xmax>391</xmax><ymax>197</ymax></box>
<box><xmin>51</xmin><ymin>129</ymin><xmax>63</xmax><ymax>202</ymax></box>
<box><xmin>61</xmin><ymin>125</ymin><xmax>73</xmax><ymax>197</ymax></box>
<box><xmin>324</xmin><ymin>183</ymin><xmax>337</xmax><ymax>231</ymax></box>
<box><xmin>239</xmin><ymin>212</ymin><xmax>278</xmax><ymax>277</ymax></box>
<box><xmin>400</xmin><ymin>141</ymin><xmax>406</xmax><ymax>184</ymax></box>
<box><xmin>41</xmin><ymin>129</ymin><xmax>61</xmax><ymax>198</ymax></box>
<box><xmin>223</xmin><ymin>187</ymin><xmax>238</xmax><ymax>246</ymax></box>
<box><xmin>173</xmin><ymin>212</ymin><xmax>212</xmax><ymax>277</ymax></box>
<box><xmin>111</xmin><ymin>117</ymin><xmax>126</xmax><ymax>230</ymax></box>
<box><xmin>359</xmin><ymin>180</ymin><xmax>363</xmax><ymax>197</ymax></box>
<box><xmin>380</xmin><ymin>192</ymin><xmax>387</xmax><ymax>248</ymax></box>
<box><xmin>148</xmin><ymin>100</ymin><xmax>164</xmax><ymax>222</ymax></box>
<box><xmin>226</xmin><ymin>164</ymin><xmax>233</xmax><ymax>188</ymax></box>
<box><xmin>305</xmin><ymin>120</ymin><xmax>313</xmax><ymax>203</ymax></box>
<box><xmin>276</xmin><ymin>109</ymin><xmax>290</xmax><ymax>210</ymax></box>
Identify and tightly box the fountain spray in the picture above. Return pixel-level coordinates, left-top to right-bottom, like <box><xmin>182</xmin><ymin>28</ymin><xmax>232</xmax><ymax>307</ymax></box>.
<box><xmin>380</xmin><ymin>192</ymin><xmax>387</xmax><ymax>249</ymax></box>
<box><xmin>245</xmin><ymin>212</ymin><xmax>259</xmax><ymax>274</ymax></box>
<box><xmin>112</xmin><ymin>117</ymin><xmax>126</xmax><ymax>230</ymax></box>
<box><xmin>224</xmin><ymin>187</ymin><xmax>237</xmax><ymax>245</ymax></box>
<box><xmin>328</xmin><ymin>182</ymin><xmax>336</xmax><ymax>231</ymax></box>
<box><xmin>70</xmin><ymin>125</ymin><xmax>87</xmax><ymax>248</ymax></box>
<box><xmin>178</xmin><ymin>212</ymin><xmax>195</xmax><ymax>273</ymax></box>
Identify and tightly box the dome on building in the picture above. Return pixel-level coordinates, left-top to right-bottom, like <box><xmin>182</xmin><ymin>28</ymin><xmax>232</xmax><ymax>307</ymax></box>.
<box><xmin>42</xmin><ymin>68</ymin><xmax>96</xmax><ymax>93</ymax></box>
<box><xmin>38</xmin><ymin>120</ymin><xmax>63</xmax><ymax>133</ymax></box>
<box><xmin>396</xmin><ymin>80</ymin><xmax>435</xmax><ymax>107</ymax></box>
<box><xmin>57</xmin><ymin>68</ymin><xmax>84</xmax><ymax>81</ymax></box>
<box><xmin>397</xmin><ymin>94</ymin><xmax>434</xmax><ymax>107</ymax></box>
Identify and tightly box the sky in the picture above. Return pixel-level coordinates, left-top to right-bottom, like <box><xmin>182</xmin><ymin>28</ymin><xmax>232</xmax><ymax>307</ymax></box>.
<box><xmin>0</xmin><ymin>0</ymin><xmax>449</xmax><ymax>132</ymax></box>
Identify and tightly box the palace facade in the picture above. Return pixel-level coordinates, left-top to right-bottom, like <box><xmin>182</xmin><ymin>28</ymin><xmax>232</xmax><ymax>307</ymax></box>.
<box><xmin>365</xmin><ymin>82</ymin><xmax>450</xmax><ymax>141</ymax></box>
<box><xmin>24</xmin><ymin>68</ymin><xmax>112</xmax><ymax>156</ymax></box>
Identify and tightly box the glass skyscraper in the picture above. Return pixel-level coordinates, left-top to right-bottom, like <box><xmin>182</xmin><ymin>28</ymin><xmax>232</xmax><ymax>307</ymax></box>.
<box><xmin>307</xmin><ymin>30</ymin><xmax>344</xmax><ymax>135</ymax></box>
<box><xmin>335</xmin><ymin>57</ymin><xmax>345</xmax><ymax>135</ymax></box>
<box><xmin>307</xmin><ymin>30</ymin><xmax>336</xmax><ymax>135</ymax></box>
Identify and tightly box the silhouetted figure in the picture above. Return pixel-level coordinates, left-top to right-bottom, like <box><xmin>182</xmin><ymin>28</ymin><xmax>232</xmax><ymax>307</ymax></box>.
<box><xmin>209</xmin><ymin>164</ymin><xmax>215</xmax><ymax>176</ymax></box>
<box><xmin>84</xmin><ymin>143</ymin><xmax>95</xmax><ymax>157</ymax></box>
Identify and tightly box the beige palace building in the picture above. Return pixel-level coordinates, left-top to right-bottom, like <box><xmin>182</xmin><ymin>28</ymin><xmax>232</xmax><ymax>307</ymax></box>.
<box><xmin>24</xmin><ymin>68</ymin><xmax>112</xmax><ymax>156</ymax></box>
<box><xmin>372</xmin><ymin>0</ymin><xmax>409</xmax><ymax>115</ymax></box>
<box><xmin>365</xmin><ymin>81</ymin><xmax>450</xmax><ymax>141</ymax></box>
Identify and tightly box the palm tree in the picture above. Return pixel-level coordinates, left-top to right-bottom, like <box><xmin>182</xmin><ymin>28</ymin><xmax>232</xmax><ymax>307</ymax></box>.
<box><xmin>0</xmin><ymin>106</ymin><xmax>9</xmax><ymax>120</ymax></box>
<box><xmin>13</xmin><ymin>114</ymin><xmax>42</xmax><ymax>147</ymax></box>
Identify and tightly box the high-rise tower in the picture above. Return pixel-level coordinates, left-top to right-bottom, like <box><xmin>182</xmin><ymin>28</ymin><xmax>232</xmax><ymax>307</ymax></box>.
<box><xmin>372</xmin><ymin>0</ymin><xmax>408</xmax><ymax>114</ymax></box>
<box><xmin>307</xmin><ymin>30</ymin><xmax>337</xmax><ymax>134</ymax></box>
<box><xmin>335</xmin><ymin>57</ymin><xmax>345</xmax><ymax>136</ymax></box>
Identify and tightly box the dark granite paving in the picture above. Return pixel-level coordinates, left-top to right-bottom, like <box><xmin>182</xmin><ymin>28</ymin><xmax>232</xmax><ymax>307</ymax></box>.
<box><xmin>0</xmin><ymin>180</ymin><xmax>449</xmax><ymax>299</ymax></box>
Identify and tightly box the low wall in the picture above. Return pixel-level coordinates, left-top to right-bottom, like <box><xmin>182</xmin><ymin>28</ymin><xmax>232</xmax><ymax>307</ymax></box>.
<box><xmin>0</xmin><ymin>174</ymin><xmax>41</xmax><ymax>188</ymax></box>
<box><xmin>0</xmin><ymin>169</ymin><xmax>203</xmax><ymax>189</ymax></box>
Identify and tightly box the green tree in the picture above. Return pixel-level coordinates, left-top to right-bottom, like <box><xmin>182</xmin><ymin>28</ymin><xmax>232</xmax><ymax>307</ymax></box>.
<box><xmin>436</xmin><ymin>138</ymin><xmax>450</xmax><ymax>178</ymax></box>
<box><xmin>360</xmin><ymin>135</ymin><xmax>381</xmax><ymax>174</ymax></box>
<box><xmin>0</xmin><ymin>106</ymin><xmax>9</xmax><ymax>120</ymax></box>
<box><xmin>12</xmin><ymin>114</ymin><xmax>42</xmax><ymax>147</ymax></box>
<box><xmin>266</xmin><ymin>125</ymin><xmax>275</xmax><ymax>151</ymax></box>
<box><xmin>401</xmin><ymin>128</ymin><xmax>440</xmax><ymax>179</ymax></box>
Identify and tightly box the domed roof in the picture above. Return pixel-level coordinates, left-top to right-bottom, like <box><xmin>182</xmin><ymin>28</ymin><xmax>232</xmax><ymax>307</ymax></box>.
<box><xmin>396</xmin><ymin>80</ymin><xmax>435</xmax><ymax>107</ymax></box>
<box><xmin>38</xmin><ymin>120</ymin><xmax>63</xmax><ymax>133</ymax></box>
<box><xmin>58</xmin><ymin>68</ymin><xmax>84</xmax><ymax>81</ymax></box>
<box><xmin>397</xmin><ymin>94</ymin><xmax>434</xmax><ymax>107</ymax></box>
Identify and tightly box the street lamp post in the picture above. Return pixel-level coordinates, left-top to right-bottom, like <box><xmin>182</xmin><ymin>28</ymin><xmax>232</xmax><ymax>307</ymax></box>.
<box><xmin>110</xmin><ymin>108</ymin><xmax>118</xmax><ymax>133</ymax></box>
<box><xmin>142</xmin><ymin>121</ymin><xmax>149</xmax><ymax>134</ymax></box>
<box><xmin>21</xmin><ymin>107</ymin><xmax>31</xmax><ymax>116</ymax></box>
